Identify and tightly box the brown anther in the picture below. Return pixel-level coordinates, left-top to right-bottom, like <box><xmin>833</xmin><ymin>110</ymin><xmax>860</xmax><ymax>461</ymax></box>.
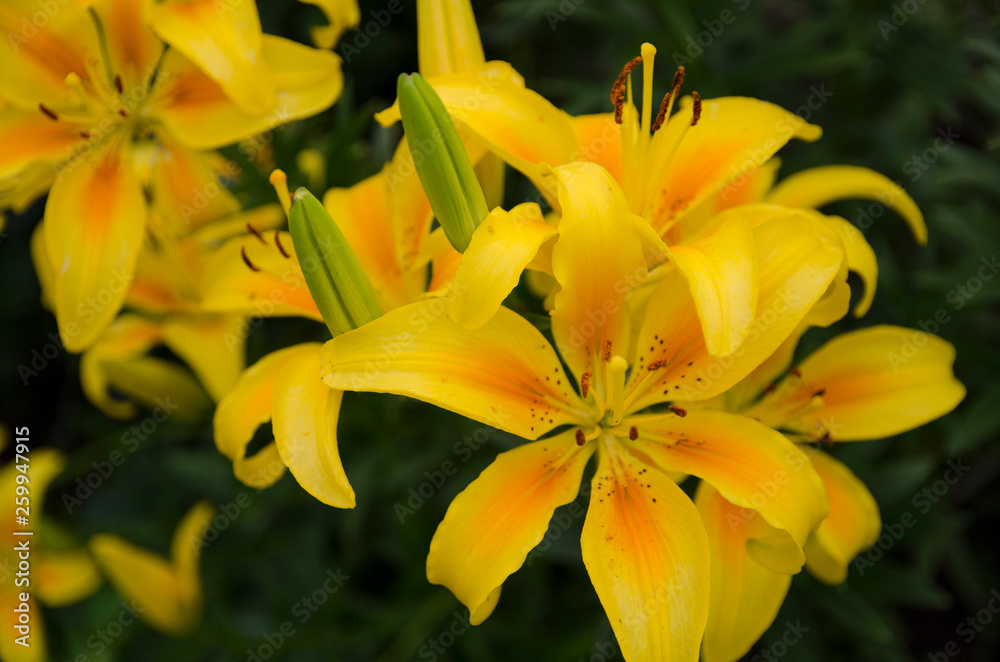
<box><xmin>812</xmin><ymin>389</ymin><xmax>827</xmax><ymax>398</ymax></box>
<box><xmin>575</xmin><ymin>429</ymin><xmax>586</xmax><ymax>446</ymax></box>
<box><xmin>651</xmin><ymin>92</ymin><xmax>671</xmax><ymax>133</ymax></box>
<box><xmin>647</xmin><ymin>359</ymin><xmax>668</xmax><ymax>371</ymax></box>
<box><xmin>80</xmin><ymin>131</ymin><xmax>91</xmax><ymax>139</ymax></box>
<box><xmin>602</xmin><ymin>340</ymin><xmax>613</xmax><ymax>362</ymax></box>
<box><xmin>114</xmin><ymin>74</ymin><xmax>123</xmax><ymax>95</ymax></box>
<box><xmin>611</xmin><ymin>56</ymin><xmax>642</xmax><ymax>125</ymax></box>
<box><xmin>629</xmin><ymin>425</ymin><xmax>639</xmax><ymax>441</ymax></box>
<box><xmin>241</xmin><ymin>246</ymin><xmax>261</xmax><ymax>272</ymax></box>
<box><xmin>789</xmin><ymin>367</ymin><xmax>802</xmax><ymax>378</ymax></box>
<box><xmin>671</xmin><ymin>66</ymin><xmax>686</xmax><ymax>92</ymax></box>
<box><xmin>690</xmin><ymin>92</ymin><xmax>702</xmax><ymax>127</ymax></box>
<box><xmin>818</xmin><ymin>432</ymin><xmax>833</xmax><ymax>448</ymax></box>
<box><xmin>38</xmin><ymin>103</ymin><xmax>59</xmax><ymax>121</ymax></box>
<box><xmin>763</xmin><ymin>383</ymin><xmax>777</xmax><ymax>394</ymax></box>
<box><xmin>580</xmin><ymin>372</ymin><xmax>591</xmax><ymax>399</ymax></box>
<box><xmin>274</xmin><ymin>231</ymin><xmax>290</xmax><ymax>258</ymax></box>
<box><xmin>246</xmin><ymin>222</ymin><xmax>267</xmax><ymax>244</ymax></box>
<box><xmin>669</xmin><ymin>405</ymin><xmax>687</xmax><ymax>418</ymax></box>
<box><xmin>117</xmin><ymin>108</ymin><xmax>128</xmax><ymax>118</ymax></box>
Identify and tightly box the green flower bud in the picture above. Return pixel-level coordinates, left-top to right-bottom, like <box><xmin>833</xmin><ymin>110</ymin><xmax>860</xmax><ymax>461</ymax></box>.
<box><xmin>288</xmin><ymin>188</ymin><xmax>383</xmax><ymax>336</ymax></box>
<box><xmin>397</xmin><ymin>72</ymin><xmax>489</xmax><ymax>253</ymax></box>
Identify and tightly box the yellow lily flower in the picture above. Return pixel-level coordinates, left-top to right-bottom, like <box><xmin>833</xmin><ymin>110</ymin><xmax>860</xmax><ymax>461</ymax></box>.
<box><xmin>319</xmin><ymin>162</ymin><xmax>850</xmax><ymax>661</ymax></box>
<box><xmin>0</xmin><ymin>0</ymin><xmax>344</xmax><ymax>352</ymax></box>
<box><xmin>90</xmin><ymin>501</ymin><xmax>215</xmax><ymax>636</ymax></box>
<box><xmin>686</xmin><ymin>326</ymin><xmax>965</xmax><ymax>662</ymax></box>
<box><xmin>300</xmin><ymin>0</ymin><xmax>361</xmax><ymax>49</ymax></box>
<box><xmin>376</xmin><ymin>42</ymin><xmax>925</xmax><ymax>356</ymax></box>
<box><xmin>0</xmin><ymin>435</ymin><xmax>101</xmax><ymax>662</ymax></box>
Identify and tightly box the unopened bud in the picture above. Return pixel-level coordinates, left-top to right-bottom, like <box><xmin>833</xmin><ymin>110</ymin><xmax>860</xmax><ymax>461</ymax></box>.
<box><xmin>397</xmin><ymin>72</ymin><xmax>489</xmax><ymax>253</ymax></box>
<box><xmin>288</xmin><ymin>188</ymin><xmax>383</xmax><ymax>336</ymax></box>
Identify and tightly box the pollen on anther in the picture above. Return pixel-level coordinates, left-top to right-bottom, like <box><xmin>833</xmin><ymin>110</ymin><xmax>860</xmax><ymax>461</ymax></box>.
<box><xmin>611</xmin><ymin>55</ymin><xmax>642</xmax><ymax>124</ymax></box>
<box><xmin>647</xmin><ymin>359</ymin><xmax>667</xmax><ymax>371</ymax></box>
<box><xmin>580</xmin><ymin>372</ymin><xmax>591</xmax><ymax>398</ymax></box>
<box><xmin>274</xmin><ymin>231</ymin><xmax>291</xmax><ymax>258</ymax></box>
<box><xmin>241</xmin><ymin>246</ymin><xmax>261</xmax><ymax>272</ymax></box>
<box><xmin>669</xmin><ymin>405</ymin><xmax>687</xmax><ymax>418</ymax></box>
<box><xmin>812</xmin><ymin>389</ymin><xmax>827</xmax><ymax>398</ymax></box>
<box><xmin>629</xmin><ymin>426</ymin><xmax>639</xmax><ymax>441</ymax></box>
<box><xmin>38</xmin><ymin>103</ymin><xmax>59</xmax><ymax>121</ymax></box>
<box><xmin>789</xmin><ymin>368</ymin><xmax>802</xmax><ymax>378</ymax></box>
<box><xmin>690</xmin><ymin>92</ymin><xmax>702</xmax><ymax>127</ymax></box>
<box><xmin>117</xmin><ymin>108</ymin><xmax>129</xmax><ymax>118</ymax></box>
<box><xmin>247</xmin><ymin>222</ymin><xmax>267</xmax><ymax>244</ymax></box>
<box><xmin>602</xmin><ymin>340</ymin><xmax>613</xmax><ymax>362</ymax></box>
<box><xmin>575</xmin><ymin>429</ymin><xmax>586</xmax><ymax>446</ymax></box>
<box><xmin>114</xmin><ymin>74</ymin><xmax>123</xmax><ymax>95</ymax></box>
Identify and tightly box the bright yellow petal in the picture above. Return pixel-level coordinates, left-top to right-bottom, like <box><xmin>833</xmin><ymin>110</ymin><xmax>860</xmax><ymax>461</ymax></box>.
<box><xmin>0</xmin><ymin>594</ymin><xmax>45</xmax><ymax>662</ymax></box>
<box><xmin>749</xmin><ymin>325</ymin><xmax>965</xmax><ymax>441</ymax></box>
<box><xmin>645</xmin><ymin>97</ymin><xmax>821</xmax><ymax>234</ymax></box>
<box><xmin>90</xmin><ymin>501</ymin><xmax>213</xmax><ymax>636</ymax></box>
<box><xmin>30</xmin><ymin>221</ymin><xmax>56</xmax><ymax>311</ymax></box>
<box><xmin>301</xmin><ymin>0</ymin><xmax>360</xmax><ymax>48</ymax></box>
<box><xmin>150</xmin><ymin>0</ymin><xmax>275</xmax><ymax>115</ymax></box>
<box><xmin>549</xmin><ymin>162</ymin><xmax>647</xmax><ymax>387</ymax></box>
<box><xmin>44</xmin><ymin>138</ymin><xmax>146</xmax><ymax>352</ymax></box>
<box><xmin>271</xmin><ymin>346</ymin><xmax>355</xmax><ymax>508</ymax></box>
<box><xmin>696</xmin><ymin>482</ymin><xmax>791</xmax><ymax>662</ymax></box>
<box><xmin>447</xmin><ymin>202</ymin><xmax>557</xmax><ymax>328</ymax></box>
<box><xmin>80</xmin><ymin>315</ymin><xmax>163</xmax><ymax>419</ymax></box>
<box><xmin>213</xmin><ymin>345</ymin><xmax>320</xmax><ymax>490</ymax></box>
<box><xmin>150</xmin><ymin>36</ymin><xmax>342</xmax><ymax>150</ymax></box>
<box><xmin>417</xmin><ymin>0</ymin><xmax>485</xmax><ymax>76</ymax></box>
<box><xmin>767</xmin><ymin>165</ymin><xmax>927</xmax><ymax>245</ymax></box>
<box><xmin>99</xmin><ymin>356</ymin><xmax>213</xmax><ymax>422</ymax></box>
<box><xmin>667</xmin><ymin>216</ymin><xmax>758</xmax><ymax>357</ymax></box>
<box><xmin>427</xmin><ymin>432</ymin><xmax>594</xmax><ymax>624</ymax></box>
<box><xmin>148</xmin><ymin>139</ymin><xmax>241</xmax><ymax>236</ymax></box>
<box><xmin>321</xmin><ymin>300</ymin><xmax>591</xmax><ymax>439</ymax></box>
<box><xmin>628</xmin><ymin>409</ymin><xmax>828</xmax><ymax>572</ymax></box>
<box><xmin>198</xmin><ymin>232</ymin><xmax>323</xmax><ymax>322</ymax></box>
<box><xmin>34</xmin><ymin>548</ymin><xmax>102</xmax><ymax>607</ymax></box>
<box><xmin>570</xmin><ymin>113</ymin><xmax>622</xmax><ymax>183</ymax></box>
<box><xmin>822</xmin><ymin>214</ymin><xmax>878</xmax><ymax>317</ymax></box>
<box><xmin>0</xmin><ymin>107</ymin><xmax>89</xmax><ymax>179</ymax></box>
<box><xmin>627</xmin><ymin>212</ymin><xmax>844</xmax><ymax>409</ymax></box>
<box><xmin>581</xmin><ymin>441</ymin><xmax>709</xmax><ymax>662</ymax></box>
<box><xmin>804</xmin><ymin>451</ymin><xmax>881</xmax><ymax>585</ymax></box>
<box><xmin>161</xmin><ymin>315</ymin><xmax>246</xmax><ymax>402</ymax></box>
<box><xmin>90</xmin><ymin>0</ymin><xmax>163</xmax><ymax>90</ymax></box>
<box><xmin>0</xmin><ymin>0</ymin><xmax>102</xmax><ymax>110</ymax></box>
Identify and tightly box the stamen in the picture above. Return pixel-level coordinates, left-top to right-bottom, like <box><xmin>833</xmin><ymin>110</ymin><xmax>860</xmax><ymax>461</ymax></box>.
<box><xmin>580</xmin><ymin>371</ymin><xmax>591</xmax><ymax>399</ymax></box>
<box><xmin>669</xmin><ymin>405</ymin><xmax>687</xmax><ymax>418</ymax></box>
<box><xmin>788</xmin><ymin>367</ymin><xmax>802</xmax><ymax>378</ymax></box>
<box><xmin>246</xmin><ymin>222</ymin><xmax>267</xmax><ymax>245</ymax></box>
<box><xmin>671</xmin><ymin>66</ymin><xmax>686</xmax><ymax>92</ymax></box>
<box><xmin>690</xmin><ymin>92</ymin><xmax>702</xmax><ymax>127</ymax></box>
<box><xmin>647</xmin><ymin>358</ymin><xmax>668</xmax><ymax>371</ymax></box>
<box><xmin>117</xmin><ymin>108</ymin><xmax>128</xmax><ymax>118</ymax></box>
<box><xmin>241</xmin><ymin>246</ymin><xmax>261</xmax><ymax>272</ymax></box>
<box><xmin>38</xmin><ymin>104</ymin><xmax>59</xmax><ymax>121</ymax></box>
<box><xmin>602</xmin><ymin>340</ymin><xmax>613</xmax><ymax>362</ymax></box>
<box><xmin>269</xmin><ymin>169</ymin><xmax>292</xmax><ymax>216</ymax></box>
<box><xmin>576</xmin><ymin>429</ymin><xmax>586</xmax><ymax>446</ymax></box>
<box><xmin>611</xmin><ymin>56</ymin><xmax>642</xmax><ymax>124</ymax></box>
<box><xmin>812</xmin><ymin>388</ymin><xmax>826</xmax><ymax>398</ymax></box>
<box><xmin>651</xmin><ymin>92</ymin><xmax>671</xmax><ymax>133</ymax></box>
<box><xmin>629</xmin><ymin>425</ymin><xmax>639</xmax><ymax>440</ymax></box>
<box><xmin>80</xmin><ymin>131</ymin><xmax>91</xmax><ymax>139</ymax></box>
<box><xmin>114</xmin><ymin>74</ymin><xmax>123</xmax><ymax>95</ymax></box>
<box><xmin>274</xmin><ymin>231</ymin><xmax>291</xmax><ymax>258</ymax></box>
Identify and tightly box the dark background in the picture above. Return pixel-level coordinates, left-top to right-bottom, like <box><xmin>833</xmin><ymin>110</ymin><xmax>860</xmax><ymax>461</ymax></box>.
<box><xmin>2</xmin><ymin>0</ymin><xmax>999</xmax><ymax>660</ymax></box>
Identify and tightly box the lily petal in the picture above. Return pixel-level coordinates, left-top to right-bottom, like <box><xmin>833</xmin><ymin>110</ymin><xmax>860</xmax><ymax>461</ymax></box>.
<box><xmin>581</xmin><ymin>441</ymin><xmax>709</xmax><ymax>662</ymax></box>
<box><xmin>804</xmin><ymin>450</ymin><xmax>881</xmax><ymax>584</ymax></box>
<box><xmin>301</xmin><ymin>0</ymin><xmax>361</xmax><ymax>49</ymax></box>
<box><xmin>0</xmin><ymin>594</ymin><xmax>45</xmax><ymax>662</ymax></box>
<box><xmin>0</xmin><ymin>107</ymin><xmax>90</xmax><ymax>179</ymax></box>
<box><xmin>161</xmin><ymin>315</ymin><xmax>246</xmax><ymax>402</ymax></box>
<box><xmin>570</xmin><ymin>113</ymin><xmax>622</xmax><ymax>182</ymax></box>
<box><xmin>90</xmin><ymin>0</ymin><xmax>163</xmax><ymax>90</ymax></box>
<box><xmin>822</xmin><ymin>215</ymin><xmax>878</xmax><ymax>317</ymax></box>
<box><xmin>628</xmin><ymin>409</ymin><xmax>828</xmax><ymax>572</ymax></box>
<box><xmin>628</xmin><ymin>213</ymin><xmax>844</xmax><ymax>408</ymax></box>
<box><xmin>767</xmin><ymin>165</ymin><xmax>926</xmax><ymax>244</ymax></box>
<box><xmin>427</xmin><ymin>432</ymin><xmax>593</xmax><ymax>624</ymax></box>
<box><xmin>99</xmin><ymin>356</ymin><xmax>212</xmax><ymax>421</ymax></box>
<box><xmin>447</xmin><ymin>202</ymin><xmax>557</xmax><ymax>328</ymax></box>
<box><xmin>150</xmin><ymin>36</ymin><xmax>343</xmax><ymax>150</ymax></box>
<box><xmin>667</xmin><ymin>216</ymin><xmax>758</xmax><ymax>357</ymax></box>
<box><xmin>149</xmin><ymin>0</ymin><xmax>275</xmax><ymax>115</ymax></box>
<box><xmin>148</xmin><ymin>139</ymin><xmax>241</xmax><ymax>236</ymax></box>
<box><xmin>44</xmin><ymin>138</ymin><xmax>146</xmax><ymax>352</ymax></box>
<box><xmin>34</xmin><ymin>549</ymin><xmax>102</xmax><ymax>607</ymax></box>
<box><xmin>321</xmin><ymin>300</ymin><xmax>590</xmax><ymax>439</ymax></box>
<box><xmin>271</xmin><ymin>345</ymin><xmax>355</xmax><ymax>508</ymax></box>
<box><xmin>751</xmin><ymin>326</ymin><xmax>965</xmax><ymax>441</ymax></box>
<box><xmin>80</xmin><ymin>315</ymin><xmax>163</xmax><ymax>419</ymax></box>
<box><xmin>549</xmin><ymin>162</ymin><xmax>647</xmax><ymax>387</ymax></box>
<box><xmin>214</xmin><ymin>346</ymin><xmax>320</xmax><ymax>489</ymax></box>
<box><xmin>696</xmin><ymin>482</ymin><xmax>791</xmax><ymax>662</ymax></box>
<box><xmin>417</xmin><ymin>0</ymin><xmax>485</xmax><ymax>77</ymax></box>
<box><xmin>90</xmin><ymin>501</ymin><xmax>213</xmax><ymax>636</ymax></box>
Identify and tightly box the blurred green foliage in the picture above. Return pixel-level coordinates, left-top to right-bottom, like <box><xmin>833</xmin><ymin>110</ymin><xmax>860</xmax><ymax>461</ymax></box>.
<box><xmin>2</xmin><ymin>0</ymin><xmax>999</xmax><ymax>660</ymax></box>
